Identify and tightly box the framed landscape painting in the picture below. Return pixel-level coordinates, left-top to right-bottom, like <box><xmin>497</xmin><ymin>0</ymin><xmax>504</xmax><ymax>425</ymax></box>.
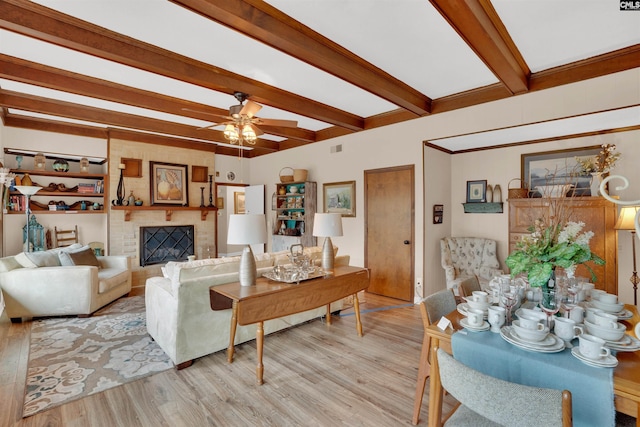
<box><xmin>521</xmin><ymin>146</ymin><xmax>600</xmax><ymax>197</ymax></box>
<box><xmin>323</xmin><ymin>181</ymin><xmax>355</xmax><ymax>217</ymax></box>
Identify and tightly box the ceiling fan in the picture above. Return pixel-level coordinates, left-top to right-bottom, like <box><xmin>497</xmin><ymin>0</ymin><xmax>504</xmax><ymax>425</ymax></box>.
<box><xmin>188</xmin><ymin>92</ymin><xmax>298</xmax><ymax>145</ymax></box>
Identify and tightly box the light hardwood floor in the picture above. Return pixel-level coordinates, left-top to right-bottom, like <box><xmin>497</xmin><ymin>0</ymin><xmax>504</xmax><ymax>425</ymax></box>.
<box><xmin>0</xmin><ymin>291</ymin><xmax>454</xmax><ymax>426</ymax></box>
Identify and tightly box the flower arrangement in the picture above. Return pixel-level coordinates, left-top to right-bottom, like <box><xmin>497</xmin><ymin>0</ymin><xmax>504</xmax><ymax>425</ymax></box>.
<box><xmin>505</xmin><ymin>188</ymin><xmax>605</xmax><ymax>288</ymax></box>
<box><xmin>575</xmin><ymin>144</ymin><xmax>620</xmax><ymax>175</ymax></box>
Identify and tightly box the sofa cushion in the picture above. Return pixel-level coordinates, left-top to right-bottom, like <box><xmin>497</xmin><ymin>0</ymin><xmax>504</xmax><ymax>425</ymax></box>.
<box><xmin>14</xmin><ymin>252</ymin><xmax>38</xmax><ymax>268</ymax></box>
<box><xmin>58</xmin><ymin>246</ymin><xmax>99</xmax><ymax>267</ymax></box>
<box><xmin>168</xmin><ymin>253</ymin><xmax>273</xmax><ymax>284</ymax></box>
<box><xmin>0</xmin><ymin>256</ymin><xmax>23</xmax><ymax>272</ymax></box>
<box><xmin>98</xmin><ymin>268</ymin><xmax>130</xmax><ymax>293</ymax></box>
<box><xmin>25</xmin><ymin>251</ymin><xmax>63</xmax><ymax>267</ymax></box>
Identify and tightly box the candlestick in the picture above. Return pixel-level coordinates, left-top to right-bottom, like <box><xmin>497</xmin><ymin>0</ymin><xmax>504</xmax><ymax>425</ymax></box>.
<box><xmin>208</xmin><ymin>175</ymin><xmax>214</xmax><ymax>207</ymax></box>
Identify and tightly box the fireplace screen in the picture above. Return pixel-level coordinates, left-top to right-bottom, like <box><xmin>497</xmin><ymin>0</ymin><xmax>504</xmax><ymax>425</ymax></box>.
<box><xmin>140</xmin><ymin>225</ymin><xmax>194</xmax><ymax>266</ymax></box>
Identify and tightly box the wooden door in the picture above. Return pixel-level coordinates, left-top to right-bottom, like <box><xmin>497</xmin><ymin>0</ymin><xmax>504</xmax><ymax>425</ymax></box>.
<box><xmin>365</xmin><ymin>165</ymin><xmax>414</xmax><ymax>301</ymax></box>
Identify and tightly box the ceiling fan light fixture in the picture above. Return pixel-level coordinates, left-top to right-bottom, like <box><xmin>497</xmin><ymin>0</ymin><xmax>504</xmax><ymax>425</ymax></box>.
<box><xmin>224</xmin><ymin>124</ymin><xmax>239</xmax><ymax>143</ymax></box>
<box><xmin>242</xmin><ymin>125</ymin><xmax>257</xmax><ymax>143</ymax></box>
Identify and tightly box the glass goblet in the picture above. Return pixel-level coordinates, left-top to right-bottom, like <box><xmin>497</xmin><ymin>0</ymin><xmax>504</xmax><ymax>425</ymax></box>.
<box><xmin>539</xmin><ymin>289</ymin><xmax>561</xmax><ymax>329</ymax></box>
<box><xmin>560</xmin><ymin>280</ymin><xmax>581</xmax><ymax>319</ymax></box>
<box><xmin>499</xmin><ymin>286</ymin><xmax>518</xmax><ymax>326</ymax></box>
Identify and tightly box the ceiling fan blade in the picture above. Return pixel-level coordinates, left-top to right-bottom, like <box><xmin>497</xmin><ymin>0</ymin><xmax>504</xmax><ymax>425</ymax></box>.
<box><xmin>240</xmin><ymin>100</ymin><xmax>262</xmax><ymax>118</ymax></box>
<box><xmin>254</xmin><ymin>118</ymin><xmax>298</xmax><ymax>128</ymax></box>
<box><xmin>250</xmin><ymin>124</ymin><xmax>264</xmax><ymax>136</ymax></box>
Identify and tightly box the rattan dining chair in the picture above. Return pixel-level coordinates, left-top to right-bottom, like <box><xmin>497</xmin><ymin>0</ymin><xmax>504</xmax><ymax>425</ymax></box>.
<box><xmin>457</xmin><ymin>275</ymin><xmax>481</xmax><ymax>299</ymax></box>
<box><xmin>434</xmin><ymin>347</ymin><xmax>572</xmax><ymax>427</ymax></box>
<box><xmin>412</xmin><ymin>288</ymin><xmax>457</xmax><ymax>425</ymax></box>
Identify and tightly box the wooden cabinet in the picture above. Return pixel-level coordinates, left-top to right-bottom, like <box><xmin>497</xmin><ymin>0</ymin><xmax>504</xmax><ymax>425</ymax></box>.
<box><xmin>508</xmin><ymin>197</ymin><xmax>618</xmax><ymax>294</ymax></box>
<box><xmin>272</xmin><ymin>181</ymin><xmax>316</xmax><ymax>251</ymax></box>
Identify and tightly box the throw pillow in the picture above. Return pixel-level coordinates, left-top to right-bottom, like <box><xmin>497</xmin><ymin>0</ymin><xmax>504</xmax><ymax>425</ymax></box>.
<box><xmin>0</xmin><ymin>256</ymin><xmax>24</xmax><ymax>272</ymax></box>
<box><xmin>14</xmin><ymin>252</ymin><xmax>38</xmax><ymax>268</ymax></box>
<box><xmin>24</xmin><ymin>251</ymin><xmax>62</xmax><ymax>267</ymax></box>
<box><xmin>58</xmin><ymin>245</ymin><xmax>99</xmax><ymax>267</ymax></box>
<box><xmin>61</xmin><ymin>247</ymin><xmax>101</xmax><ymax>267</ymax></box>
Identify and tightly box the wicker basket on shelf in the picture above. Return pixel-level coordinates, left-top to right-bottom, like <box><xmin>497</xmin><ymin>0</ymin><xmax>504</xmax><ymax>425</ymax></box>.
<box><xmin>279</xmin><ymin>167</ymin><xmax>294</xmax><ymax>183</ymax></box>
<box><xmin>293</xmin><ymin>169</ymin><xmax>308</xmax><ymax>182</ymax></box>
<box><xmin>508</xmin><ymin>178</ymin><xmax>529</xmax><ymax>199</ymax></box>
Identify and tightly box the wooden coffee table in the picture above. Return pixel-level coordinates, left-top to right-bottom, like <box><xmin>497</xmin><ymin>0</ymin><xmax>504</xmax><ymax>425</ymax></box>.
<box><xmin>210</xmin><ymin>265</ymin><xmax>370</xmax><ymax>384</ymax></box>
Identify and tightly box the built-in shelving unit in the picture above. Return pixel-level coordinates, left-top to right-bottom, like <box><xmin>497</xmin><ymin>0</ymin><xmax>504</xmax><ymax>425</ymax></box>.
<box><xmin>272</xmin><ymin>181</ymin><xmax>316</xmax><ymax>251</ymax></box>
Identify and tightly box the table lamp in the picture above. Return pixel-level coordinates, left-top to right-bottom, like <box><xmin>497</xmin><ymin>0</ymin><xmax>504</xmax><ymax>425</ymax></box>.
<box><xmin>615</xmin><ymin>206</ymin><xmax>640</xmax><ymax>305</ymax></box>
<box><xmin>227</xmin><ymin>214</ymin><xmax>267</xmax><ymax>286</ymax></box>
<box><xmin>313</xmin><ymin>213</ymin><xmax>343</xmax><ymax>270</ymax></box>
<box><xmin>15</xmin><ymin>185</ymin><xmax>41</xmax><ymax>252</ymax></box>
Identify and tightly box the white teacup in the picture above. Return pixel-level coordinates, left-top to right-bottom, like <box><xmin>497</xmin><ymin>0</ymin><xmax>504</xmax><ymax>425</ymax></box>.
<box><xmin>467</xmin><ymin>308</ymin><xmax>484</xmax><ymax>327</ymax></box>
<box><xmin>569</xmin><ymin>305</ymin><xmax>585</xmax><ymax>324</ymax></box>
<box><xmin>578</xmin><ymin>334</ymin><xmax>611</xmax><ymax>360</ymax></box>
<box><xmin>187</xmin><ymin>255</ymin><xmax>196</xmax><ymax>262</ymax></box>
<box><xmin>590</xmin><ymin>289</ymin><xmax>606</xmax><ymax>301</ymax></box>
<box><xmin>517</xmin><ymin>314</ymin><xmax>545</xmax><ymax>331</ymax></box>
<box><xmin>554</xmin><ymin>317</ymin><xmax>583</xmax><ymax>342</ymax></box>
<box><xmin>585</xmin><ymin>307</ymin><xmax>603</xmax><ymax>324</ymax></box>
<box><xmin>472</xmin><ymin>291</ymin><xmax>489</xmax><ymax>303</ymax></box>
<box><xmin>594</xmin><ymin>312</ymin><xmax>619</xmax><ymax>329</ymax></box>
<box><xmin>487</xmin><ymin>306</ymin><xmax>506</xmax><ymax>333</ymax></box>
<box><xmin>600</xmin><ymin>293</ymin><xmax>618</xmax><ymax>304</ymax></box>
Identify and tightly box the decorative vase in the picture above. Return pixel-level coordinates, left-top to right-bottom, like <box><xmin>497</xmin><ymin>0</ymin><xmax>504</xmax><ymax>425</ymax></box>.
<box><xmin>53</xmin><ymin>159</ymin><xmax>69</xmax><ymax>172</ymax></box>
<box><xmin>486</xmin><ymin>184</ymin><xmax>493</xmax><ymax>203</ymax></box>
<box><xmin>21</xmin><ymin>173</ymin><xmax>33</xmax><ymax>186</ymax></box>
<box><xmin>493</xmin><ymin>184</ymin><xmax>502</xmax><ymax>203</ymax></box>
<box><xmin>590</xmin><ymin>172</ymin><xmax>602</xmax><ymax>196</ymax></box>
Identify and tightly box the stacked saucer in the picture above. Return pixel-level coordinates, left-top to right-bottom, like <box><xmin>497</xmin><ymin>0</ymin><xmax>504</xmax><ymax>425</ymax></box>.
<box><xmin>500</xmin><ymin>324</ymin><xmax>565</xmax><ymax>353</ymax></box>
<box><xmin>460</xmin><ymin>317</ymin><xmax>490</xmax><ymax>332</ymax></box>
<box><xmin>571</xmin><ymin>347</ymin><xmax>618</xmax><ymax>368</ymax></box>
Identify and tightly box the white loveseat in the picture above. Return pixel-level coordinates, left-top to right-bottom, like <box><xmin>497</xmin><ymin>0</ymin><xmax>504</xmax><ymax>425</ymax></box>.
<box><xmin>0</xmin><ymin>244</ymin><xmax>132</xmax><ymax>322</ymax></box>
<box><xmin>145</xmin><ymin>247</ymin><xmax>349</xmax><ymax>369</ymax></box>
<box><xmin>440</xmin><ymin>237</ymin><xmax>502</xmax><ymax>294</ymax></box>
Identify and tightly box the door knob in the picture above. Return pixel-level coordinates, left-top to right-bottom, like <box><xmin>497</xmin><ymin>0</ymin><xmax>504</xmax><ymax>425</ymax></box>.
<box><xmin>404</xmin><ymin>240</ymin><xmax>410</xmax><ymax>245</ymax></box>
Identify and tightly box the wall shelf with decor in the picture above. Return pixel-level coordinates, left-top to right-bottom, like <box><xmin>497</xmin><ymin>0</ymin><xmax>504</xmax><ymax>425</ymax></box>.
<box><xmin>273</xmin><ymin>181</ymin><xmax>316</xmax><ymax>251</ymax></box>
<box><xmin>7</xmin><ymin>169</ymin><xmax>106</xmax><ymax>214</ymax></box>
<box><xmin>111</xmin><ymin>205</ymin><xmax>217</xmax><ymax>221</ymax></box>
<box><xmin>462</xmin><ymin>203</ymin><xmax>503</xmax><ymax>213</ymax></box>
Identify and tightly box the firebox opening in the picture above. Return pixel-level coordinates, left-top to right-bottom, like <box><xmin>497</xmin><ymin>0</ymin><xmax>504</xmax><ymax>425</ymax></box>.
<box><xmin>140</xmin><ymin>225</ymin><xmax>194</xmax><ymax>266</ymax></box>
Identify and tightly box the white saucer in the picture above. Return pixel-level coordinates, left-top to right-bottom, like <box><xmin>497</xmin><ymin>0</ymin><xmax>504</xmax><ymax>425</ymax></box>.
<box><xmin>500</xmin><ymin>326</ymin><xmax>565</xmax><ymax>353</ymax></box>
<box><xmin>457</xmin><ymin>303</ymin><xmax>488</xmax><ymax>319</ymax></box>
<box><xmin>636</xmin><ymin>322</ymin><xmax>640</xmax><ymax>340</ymax></box>
<box><xmin>606</xmin><ymin>334</ymin><xmax>640</xmax><ymax>352</ymax></box>
<box><xmin>510</xmin><ymin>329</ymin><xmax>555</xmax><ymax>346</ymax></box>
<box><xmin>571</xmin><ymin>347</ymin><xmax>618</xmax><ymax>368</ymax></box>
<box><xmin>617</xmin><ymin>309</ymin><xmax>633</xmax><ymax>320</ymax></box>
<box><xmin>590</xmin><ymin>299</ymin><xmax>625</xmax><ymax>314</ymax></box>
<box><xmin>460</xmin><ymin>318</ymin><xmax>490</xmax><ymax>331</ymax></box>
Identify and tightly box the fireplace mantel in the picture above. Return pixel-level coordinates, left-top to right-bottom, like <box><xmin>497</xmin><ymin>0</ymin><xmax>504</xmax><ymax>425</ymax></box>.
<box><xmin>111</xmin><ymin>205</ymin><xmax>217</xmax><ymax>221</ymax></box>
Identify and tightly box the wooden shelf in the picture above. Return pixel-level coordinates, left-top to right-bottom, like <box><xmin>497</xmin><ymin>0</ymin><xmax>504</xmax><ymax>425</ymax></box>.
<box><xmin>111</xmin><ymin>205</ymin><xmax>217</xmax><ymax>221</ymax></box>
<box><xmin>462</xmin><ymin>202</ymin><xmax>503</xmax><ymax>213</ymax></box>
<box><xmin>10</xmin><ymin>169</ymin><xmax>106</xmax><ymax>180</ymax></box>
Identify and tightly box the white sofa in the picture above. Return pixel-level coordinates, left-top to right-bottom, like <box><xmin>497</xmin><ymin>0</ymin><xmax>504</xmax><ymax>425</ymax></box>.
<box><xmin>0</xmin><ymin>244</ymin><xmax>132</xmax><ymax>322</ymax></box>
<box><xmin>145</xmin><ymin>247</ymin><xmax>349</xmax><ymax>369</ymax></box>
<box><xmin>440</xmin><ymin>237</ymin><xmax>502</xmax><ymax>294</ymax></box>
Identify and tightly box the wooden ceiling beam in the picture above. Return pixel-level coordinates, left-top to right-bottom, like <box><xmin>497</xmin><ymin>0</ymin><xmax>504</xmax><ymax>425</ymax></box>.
<box><xmin>430</xmin><ymin>0</ymin><xmax>529</xmax><ymax>95</ymax></box>
<box><xmin>4</xmin><ymin>113</ymin><xmax>108</xmax><ymax>139</ymax></box>
<box><xmin>0</xmin><ymin>0</ymin><xmax>363</xmax><ymax>131</ymax></box>
<box><xmin>0</xmin><ymin>89</ymin><xmax>280</xmax><ymax>151</ymax></box>
<box><xmin>0</xmin><ymin>54</ymin><xmax>318</xmax><ymax>143</ymax></box>
<box><xmin>108</xmin><ymin>129</ymin><xmax>219</xmax><ymax>153</ymax></box>
<box><xmin>170</xmin><ymin>0</ymin><xmax>430</xmax><ymax>116</ymax></box>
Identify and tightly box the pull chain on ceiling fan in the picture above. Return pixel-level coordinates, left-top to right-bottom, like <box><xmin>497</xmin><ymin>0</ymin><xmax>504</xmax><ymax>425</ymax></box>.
<box><xmin>185</xmin><ymin>92</ymin><xmax>298</xmax><ymax>146</ymax></box>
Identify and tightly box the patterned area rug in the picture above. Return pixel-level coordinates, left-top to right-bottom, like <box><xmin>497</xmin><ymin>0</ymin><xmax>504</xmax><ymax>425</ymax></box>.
<box><xmin>23</xmin><ymin>296</ymin><xmax>173</xmax><ymax>417</ymax></box>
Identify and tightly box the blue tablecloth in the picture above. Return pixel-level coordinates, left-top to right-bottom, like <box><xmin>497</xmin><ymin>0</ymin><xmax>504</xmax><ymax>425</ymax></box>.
<box><xmin>452</xmin><ymin>330</ymin><xmax>614</xmax><ymax>427</ymax></box>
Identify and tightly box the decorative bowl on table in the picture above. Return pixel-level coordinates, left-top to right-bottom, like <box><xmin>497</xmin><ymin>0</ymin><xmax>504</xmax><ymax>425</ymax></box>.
<box><xmin>512</xmin><ymin>320</ymin><xmax>549</xmax><ymax>342</ymax></box>
<box><xmin>584</xmin><ymin>320</ymin><xmax>626</xmax><ymax>342</ymax></box>
<box><xmin>590</xmin><ymin>299</ymin><xmax>625</xmax><ymax>314</ymax></box>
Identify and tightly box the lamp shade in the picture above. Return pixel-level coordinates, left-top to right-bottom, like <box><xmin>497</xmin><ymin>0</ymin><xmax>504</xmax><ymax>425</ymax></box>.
<box><xmin>615</xmin><ymin>206</ymin><xmax>640</xmax><ymax>231</ymax></box>
<box><xmin>227</xmin><ymin>214</ymin><xmax>267</xmax><ymax>245</ymax></box>
<box><xmin>313</xmin><ymin>213</ymin><xmax>343</xmax><ymax>237</ymax></box>
<box><xmin>15</xmin><ymin>186</ymin><xmax>41</xmax><ymax>196</ymax></box>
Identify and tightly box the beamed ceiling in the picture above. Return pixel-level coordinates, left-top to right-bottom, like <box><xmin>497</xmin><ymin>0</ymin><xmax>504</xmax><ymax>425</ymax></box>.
<box><xmin>0</xmin><ymin>0</ymin><xmax>639</xmax><ymax>157</ymax></box>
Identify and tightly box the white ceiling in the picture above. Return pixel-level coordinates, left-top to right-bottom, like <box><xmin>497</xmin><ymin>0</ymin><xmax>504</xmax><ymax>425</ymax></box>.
<box><xmin>0</xmin><ymin>0</ymin><xmax>639</xmax><ymax>153</ymax></box>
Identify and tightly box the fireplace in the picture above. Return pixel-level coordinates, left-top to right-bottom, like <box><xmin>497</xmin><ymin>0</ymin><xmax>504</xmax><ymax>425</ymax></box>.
<box><xmin>140</xmin><ymin>225</ymin><xmax>194</xmax><ymax>266</ymax></box>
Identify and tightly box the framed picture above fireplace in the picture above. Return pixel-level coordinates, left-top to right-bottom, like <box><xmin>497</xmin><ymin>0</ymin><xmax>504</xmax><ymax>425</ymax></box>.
<box><xmin>150</xmin><ymin>161</ymin><xmax>189</xmax><ymax>206</ymax></box>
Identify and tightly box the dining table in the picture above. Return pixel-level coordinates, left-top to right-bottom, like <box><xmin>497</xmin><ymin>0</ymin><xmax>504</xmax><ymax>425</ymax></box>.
<box><xmin>420</xmin><ymin>304</ymin><xmax>640</xmax><ymax>427</ymax></box>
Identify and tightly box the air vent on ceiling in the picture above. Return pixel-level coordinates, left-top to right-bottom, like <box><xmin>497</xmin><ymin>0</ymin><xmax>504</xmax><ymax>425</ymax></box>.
<box><xmin>330</xmin><ymin>144</ymin><xmax>342</xmax><ymax>153</ymax></box>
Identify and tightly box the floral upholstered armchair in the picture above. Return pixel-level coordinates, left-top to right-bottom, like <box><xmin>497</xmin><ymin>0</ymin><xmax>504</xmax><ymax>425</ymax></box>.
<box><xmin>440</xmin><ymin>237</ymin><xmax>502</xmax><ymax>295</ymax></box>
